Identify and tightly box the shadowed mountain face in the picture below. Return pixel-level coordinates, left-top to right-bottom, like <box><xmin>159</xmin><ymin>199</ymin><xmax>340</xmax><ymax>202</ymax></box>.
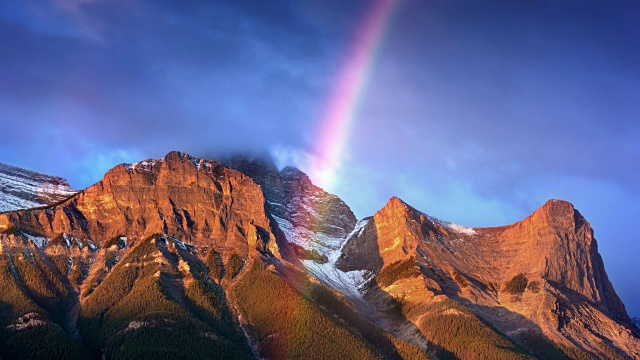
<box><xmin>221</xmin><ymin>155</ymin><xmax>357</xmax><ymax>263</ymax></box>
<box><xmin>0</xmin><ymin>152</ymin><xmax>638</xmax><ymax>359</ymax></box>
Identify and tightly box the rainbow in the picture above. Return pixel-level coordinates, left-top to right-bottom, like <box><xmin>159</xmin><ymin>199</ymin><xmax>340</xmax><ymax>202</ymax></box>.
<box><xmin>310</xmin><ymin>0</ymin><xmax>400</xmax><ymax>191</ymax></box>
<box><xmin>269</xmin><ymin>2</ymin><xmax>402</xmax><ymax>353</ymax></box>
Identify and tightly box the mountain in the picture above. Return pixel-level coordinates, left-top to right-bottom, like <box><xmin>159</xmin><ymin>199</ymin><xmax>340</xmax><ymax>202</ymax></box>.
<box><xmin>0</xmin><ymin>152</ymin><xmax>420</xmax><ymax>359</ymax></box>
<box><xmin>0</xmin><ymin>151</ymin><xmax>276</xmax><ymax>255</ymax></box>
<box><xmin>338</xmin><ymin>196</ymin><xmax>639</xmax><ymax>359</ymax></box>
<box><xmin>0</xmin><ymin>162</ymin><xmax>76</xmax><ymax>212</ymax></box>
<box><xmin>0</xmin><ymin>151</ymin><xmax>638</xmax><ymax>359</ymax></box>
<box><xmin>220</xmin><ymin>154</ymin><xmax>357</xmax><ymax>262</ymax></box>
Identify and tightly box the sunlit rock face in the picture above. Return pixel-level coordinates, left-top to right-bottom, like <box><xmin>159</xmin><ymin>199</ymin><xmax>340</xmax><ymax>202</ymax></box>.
<box><xmin>0</xmin><ymin>162</ymin><xmax>76</xmax><ymax>213</ymax></box>
<box><xmin>0</xmin><ymin>151</ymin><xmax>276</xmax><ymax>256</ymax></box>
<box><xmin>338</xmin><ymin>196</ymin><xmax>640</xmax><ymax>358</ymax></box>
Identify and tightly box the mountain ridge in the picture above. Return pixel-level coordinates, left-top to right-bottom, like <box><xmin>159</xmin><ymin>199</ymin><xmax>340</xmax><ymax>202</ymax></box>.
<box><xmin>0</xmin><ymin>151</ymin><xmax>638</xmax><ymax>359</ymax></box>
<box><xmin>337</xmin><ymin>194</ymin><xmax>638</xmax><ymax>358</ymax></box>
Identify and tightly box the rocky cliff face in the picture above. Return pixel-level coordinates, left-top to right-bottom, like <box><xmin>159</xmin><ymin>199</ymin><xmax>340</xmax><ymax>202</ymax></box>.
<box><xmin>0</xmin><ymin>152</ymin><xmax>276</xmax><ymax>256</ymax></box>
<box><xmin>338</xmin><ymin>196</ymin><xmax>640</xmax><ymax>359</ymax></box>
<box><xmin>222</xmin><ymin>155</ymin><xmax>357</xmax><ymax>262</ymax></box>
<box><xmin>496</xmin><ymin>200</ymin><xmax>629</xmax><ymax>319</ymax></box>
<box><xmin>0</xmin><ymin>162</ymin><xmax>76</xmax><ymax>212</ymax></box>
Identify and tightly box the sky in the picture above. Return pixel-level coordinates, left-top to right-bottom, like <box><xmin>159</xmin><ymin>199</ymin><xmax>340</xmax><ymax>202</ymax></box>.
<box><xmin>1</xmin><ymin>0</ymin><xmax>639</xmax><ymax>316</ymax></box>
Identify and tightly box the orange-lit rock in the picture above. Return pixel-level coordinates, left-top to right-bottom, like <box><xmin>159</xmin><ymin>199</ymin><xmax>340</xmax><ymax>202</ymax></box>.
<box><xmin>0</xmin><ymin>151</ymin><xmax>276</xmax><ymax>257</ymax></box>
<box><xmin>339</xmin><ymin>197</ymin><xmax>640</xmax><ymax>358</ymax></box>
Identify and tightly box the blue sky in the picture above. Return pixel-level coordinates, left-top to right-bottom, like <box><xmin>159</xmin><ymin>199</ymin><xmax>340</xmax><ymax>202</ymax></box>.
<box><xmin>1</xmin><ymin>0</ymin><xmax>639</xmax><ymax>316</ymax></box>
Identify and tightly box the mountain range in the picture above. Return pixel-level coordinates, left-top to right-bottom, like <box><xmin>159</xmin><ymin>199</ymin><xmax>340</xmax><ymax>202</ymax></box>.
<box><xmin>0</xmin><ymin>151</ymin><xmax>638</xmax><ymax>359</ymax></box>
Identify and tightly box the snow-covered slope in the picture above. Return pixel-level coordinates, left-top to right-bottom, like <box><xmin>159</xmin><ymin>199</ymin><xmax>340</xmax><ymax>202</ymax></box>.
<box><xmin>221</xmin><ymin>156</ymin><xmax>357</xmax><ymax>257</ymax></box>
<box><xmin>302</xmin><ymin>218</ymin><xmax>375</xmax><ymax>299</ymax></box>
<box><xmin>0</xmin><ymin>162</ymin><xmax>76</xmax><ymax>212</ymax></box>
<box><xmin>221</xmin><ymin>155</ymin><xmax>368</xmax><ymax>295</ymax></box>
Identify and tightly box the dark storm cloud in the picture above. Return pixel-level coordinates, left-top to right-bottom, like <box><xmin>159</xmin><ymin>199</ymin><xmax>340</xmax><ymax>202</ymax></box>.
<box><xmin>0</xmin><ymin>0</ymin><xmax>359</xmax><ymax>177</ymax></box>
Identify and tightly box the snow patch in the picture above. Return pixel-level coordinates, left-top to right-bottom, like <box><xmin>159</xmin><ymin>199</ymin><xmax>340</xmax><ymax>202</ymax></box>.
<box><xmin>0</xmin><ymin>163</ymin><xmax>77</xmax><ymax>212</ymax></box>
<box><xmin>272</xmin><ymin>214</ymin><xmax>345</xmax><ymax>254</ymax></box>
<box><xmin>347</xmin><ymin>218</ymin><xmax>369</xmax><ymax>240</ymax></box>
<box><xmin>87</xmin><ymin>240</ymin><xmax>98</xmax><ymax>251</ymax></box>
<box><xmin>303</xmin><ymin>260</ymin><xmax>373</xmax><ymax>299</ymax></box>
<box><xmin>22</xmin><ymin>233</ymin><xmax>49</xmax><ymax>249</ymax></box>
<box><xmin>425</xmin><ymin>214</ymin><xmax>476</xmax><ymax>236</ymax></box>
<box><xmin>118</xmin><ymin>236</ymin><xmax>128</xmax><ymax>249</ymax></box>
<box><xmin>173</xmin><ymin>239</ymin><xmax>187</xmax><ymax>250</ymax></box>
<box><xmin>166</xmin><ymin>235</ymin><xmax>196</xmax><ymax>252</ymax></box>
<box><xmin>62</xmin><ymin>233</ymin><xmax>71</xmax><ymax>248</ymax></box>
<box><xmin>446</xmin><ymin>223</ymin><xmax>477</xmax><ymax>236</ymax></box>
<box><xmin>124</xmin><ymin>159</ymin><xmax>163</xmax><ymax>172</ymax></box>
<box><xmin>299</xmin><ymin>218</ymin><xmax>375</xmax><ymax>299</ymax></box>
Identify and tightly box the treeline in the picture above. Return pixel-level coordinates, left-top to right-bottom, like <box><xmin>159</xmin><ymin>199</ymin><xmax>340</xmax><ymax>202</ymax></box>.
<box><xmin>77</xmin><ymin>235</ymin><xmax>252</xmax><ymax>359</ymax></box>
<box><xmin>4</xmin><ymin>247</ymin><xmax>69</xmax><ymax>323</ymax></box>
<box><xmin>1</xmin><ymin>325</ymin><xmax>91</xmax><ymax>360</ymax></box>
<box><xmin>308</xmin><ymin>284</ymin><xmax>429</xmax><ymax>360</ymax></box>
<box><xmin>0</xmin><ymin>252</ymin><xmax>42</xmax><ymax>326</ymax></box>
<box><xmin>418</xmin><ymin>298</ymin><xmax>533</xmax><ymax>360</ymax></box>
<box><xmin>235</xmin><ymin>260</ymin><xmax>384</xmax><ymax>360</ymax></box>
<box><xmin>376</xmin><ymin>257</ymin><xmax>422</xmax><ymax>288</ymax></box>
<box><xmin>0</xmin><ymin>252</ymin><xmax>91</xmax><ymax>359</ymax></box>
<box><xmin>521</xmin><ymin>332</ymin><xmax>622</xmax><ymax>360</ymax></box>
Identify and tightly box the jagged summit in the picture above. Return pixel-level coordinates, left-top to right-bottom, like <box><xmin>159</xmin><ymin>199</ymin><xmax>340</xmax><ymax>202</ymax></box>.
<box><xmin>120</xmin><ymin>151</ymin><xmax>226</xmax><ymax>174</ymax></box>
<box><xmin>338</xmin><ymin>196</ymin><xmax>639</xmax><ymax>357</ymax></box>
<box><xmin>380</xmin><ymin>196</ymin><xmax>477</xmax><ymax>235</ymax></box>
<box><xmin>0</xmin><ymin>151</ymin><xmax>276</xmax><ymax>255</ymax></box>
<box><xmin>280</xmin><ymin>166</ymin><xmax>313</xmax><ymax>183</ymax></box>
<box><xmin>221</xmin><ymin>153</ymin><xmax>357</xmax><ymax>263</ymax></box>
<box><xmin>0</xmin><ymin>161</ymin><xmax>76</xmax><ymax>213</ymax></box>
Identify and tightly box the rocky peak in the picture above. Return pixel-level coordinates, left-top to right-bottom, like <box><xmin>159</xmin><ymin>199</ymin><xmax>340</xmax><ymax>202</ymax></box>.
<box><xmin>338</xmin><ymin>196</ymin><xmax>478</xmax><ymax>273</ymax></box>
<box><xmin>217</xmin><ymin>153</ymin><xmax>281</xmax><ymax>186</ymax></box>
<box><xmin>498</xmin><ymin>199</ymin><xmax>629</xmax><ymax>324</ymax></box>
<box><xmin>222</xmin><ymin>155</ymin><xmax>357</xmax><ymax>262</ymax></box>
<box><xmin>218</xmin><ymin>154</ymin><xmax>284</xmax><ymax>215</ymax></box>
<box><xmin>0</xmin><ymin>151</ymin><xmax>276</xmax><ymax>257</ymax></box>
<box><xmin>523</xmin><ymin>199</ymin><xmax>589</xmax><ymax>234</ymax></box>
<box><xmin>280</xmin><ymin>166</ymin><xmax>312</xmax><ymax>184</ymax></box>
<box><xmin>376</xmin><ymin>196</ymin><xmax>411</xmax><ymax>218</ymax></box>
<box><xmin>336</xmin><ymin>197</ymin><xmax>639</xmax><ymax>358</ymax></box>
